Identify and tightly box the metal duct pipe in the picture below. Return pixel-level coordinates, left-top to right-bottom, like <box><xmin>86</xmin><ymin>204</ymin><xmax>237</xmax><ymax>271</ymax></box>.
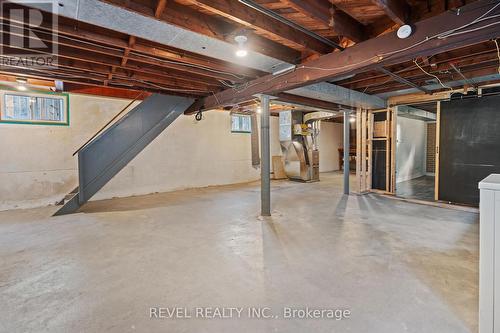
<box><xmin>238</xmin><ymin>0</ymin><xmax>344</xmax><ymax>51</ymax></box>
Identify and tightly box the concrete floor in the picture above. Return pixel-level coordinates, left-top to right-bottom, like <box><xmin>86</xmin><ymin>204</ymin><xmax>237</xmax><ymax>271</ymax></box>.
<box><xmin>0</xmin><ymin>172</ymin><xmax>478</xmax><ymax>333</ymax></box>
<box><xmin>396</xmin><ymin>176</ymin><xmax>436</xmax><ymax>202</ymax></box>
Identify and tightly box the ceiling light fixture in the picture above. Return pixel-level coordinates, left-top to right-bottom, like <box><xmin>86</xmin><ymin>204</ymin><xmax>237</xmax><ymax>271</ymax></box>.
<box><xmin>17</xmin><ymin>85</ymin><xmax>27</xmax><ymax>91</ymax></box>
<box><xmin>397</xmin><ymin>25</ymin><xmax>412</xmax><ymax>39</ymax></box>
<box><xmin>234</xmin><ymin>35</ymin><xmax>248</xmax><ymax>57</ymax></box>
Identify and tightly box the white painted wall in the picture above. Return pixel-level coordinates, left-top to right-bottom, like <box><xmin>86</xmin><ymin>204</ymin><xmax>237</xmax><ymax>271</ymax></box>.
<box><xmin>396</xmin><ymin>116</ymin><xmax>427</xmax><ymax>183</ymax></box>
<box><xmin>0</xmin><ymin>93</ymin><xmax>282</xmax><ymax>210</ymax></box>
<box><xmin>0</xmin><ymin>92</ymin><xmax>342</xmax><ymax>211</ymax></box>
<box><xmin>319</xmin><ymin>121</ymin><xmax>343</xmax><ymax>172</ymax></box>
<box><xmin>270</xmin><ymin>116</ymin><xmax>282</xmax><ymax>157</ymax></box>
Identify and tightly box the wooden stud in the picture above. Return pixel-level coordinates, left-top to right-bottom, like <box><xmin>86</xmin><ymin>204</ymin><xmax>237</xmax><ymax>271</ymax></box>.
<box><xmin>356</xmin><ymin>108</ymin><xmax>362</xmax><ymax>193</ymax></box>
<box><xmin>368</xmin><ymin>111</ymin><xmax>373</xmax><ymax>191</ymax></box>
<box><xmin>361</xmin><ymin>110</ymin><xmax>367</xmax><ymax>192</ymax></box>
<box><xmin>390</xmin><ymin>106</ymin><xmax>397</xmax><ymax>194</ymax></box>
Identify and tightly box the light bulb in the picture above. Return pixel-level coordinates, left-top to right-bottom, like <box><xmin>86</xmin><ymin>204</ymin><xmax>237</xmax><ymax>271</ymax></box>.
<box><xmin>17</xmin><ymin>85</ymin><xmax>27</xmax><ymax>91</ymax></box>
<box><xmin>236</xmin><ymin>49</ymin><xmax>248</xmax><ymax>57</ymax></box>
<box><xmin>234</xmin><ymin>34</ymin><xmax>248</xmax><ymax>58</ymax></box>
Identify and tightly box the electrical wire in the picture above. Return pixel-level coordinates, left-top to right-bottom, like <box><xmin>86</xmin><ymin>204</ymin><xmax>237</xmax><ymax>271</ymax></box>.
<box><xmin>413</xmin><ymin>59</ymin><xmax>453</xmax><ymax>91</ymax></box>
<box><xmin>227</xmin><ymin>1</ymin><xmax>500</xmax><ymax>98</ymax></box>
<box><xmin>494</xmin><ymin>39</ymin><xmax>500</xmax><ymax>75</ymax></box>
<box><xmin>437</xmin><ymin>20</ymin><xmax>500</xmax><ymax>39</ymax></box>
<box><xmin>296</xmin><ymin>3</ymin><xmax>500</xmax><ymax>72</ymax></box>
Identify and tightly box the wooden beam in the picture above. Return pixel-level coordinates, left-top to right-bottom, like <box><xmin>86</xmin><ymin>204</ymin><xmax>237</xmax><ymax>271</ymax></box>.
<box><xmin>329</xmin><ymin>6</ymin><xmax>368</xmax><ymax>43</ymax></box>
<box><xmin>121</xmin><ymin>35</ymin><xmax>136</xmax><ymax>66</ymax></box>
<box><xmin>281</xmin><ymin>0</ymin><xmax>366</xmax><ymax>43</ymax></box>
<box><xmin>0</xmin><ymin>67</ymin><xmax>210</xmax><ymax>97</ymax></box>
<box><xmin>185</xmin><ymin>0</ymin><xmax>333</xmax><ymax>54</ymax></box>
<box><xmin>186</xmin><ymin>0</ymin><xmax>500</xmax><ymax>113</ymax></box>
<box><xmin>1</xmin><ymin>12</ymin><xmax>264</xmax><ymax>81</ymax></box>
<box><xmin>0</xmin><ymin>74</ymin><xmax>54</xmax><ymax>88</ymax></box>
<box><xmin>338</xmin><ymin>48</ymin><xmax>500</xmax><ymax>89</ymax></box>
<box><xmin>154</xmin><ymin>0</ymin><xmax>167</xmax><ymax>18</ymax></box>
<box><xmin>370</xmin><ymin>0</ymin><xmax>410</xmax><ymax>25</ymax></box>
<box><xmin>364</xmin><ymin>62</ymin><xmax>500</xmax><ymax>94</ymax></box>
<box><xmin>64</xmin><ymin>83</ymin><xmax>152</xmax><ymax>99</ymax></box>
<box><xmin>0</xmin><ymin>30</ymin><xmax>223</xmax><ymax>89</ymax></box>
<box><xmin>0</xmin><ymin>44</ymin><xmax>220</xmax><ymax>92</ymax></box>
<box><xmin>100</xmin><ymin>0</ymin><xmax>301</xmax><ymax>63</ymax></box>
<box><xmin>275</xmin><ymin>92</ymin><xmax>342</xmax><ymax>111</ymax></box>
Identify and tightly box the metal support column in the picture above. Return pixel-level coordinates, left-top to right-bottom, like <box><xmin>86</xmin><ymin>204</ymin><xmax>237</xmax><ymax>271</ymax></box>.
<box><xmin>343</xmin><ymin>110</ymin><xmax>350</xmax><ymax>195</ymax></box>
<box><xmin>260</xmin><ymin>94</ymin><xmax>271</xmax><ymax>216</ymax></box>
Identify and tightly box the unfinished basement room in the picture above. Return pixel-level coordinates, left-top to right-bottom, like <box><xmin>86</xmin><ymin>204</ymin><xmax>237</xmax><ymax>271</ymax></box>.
<box><xmin>1</xmin><ymin>0</ymin><xmax>500</xmax><ymax>332</ymax></box>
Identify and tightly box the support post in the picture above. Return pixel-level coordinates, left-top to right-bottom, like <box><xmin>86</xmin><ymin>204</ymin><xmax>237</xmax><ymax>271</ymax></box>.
<box><xmin>260</xmin><ymin>94</ymin><xmax>271</xmax><ymax>216</ymax></box>
<box><xmin>343</xmin><ymin>110</ymin><xmax>350</xmax><ymax>195</ymax></box>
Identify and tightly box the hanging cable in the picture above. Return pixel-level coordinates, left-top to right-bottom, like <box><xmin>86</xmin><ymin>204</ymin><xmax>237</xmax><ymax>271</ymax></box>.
<box><xmin>273</xmin><ymin>2</ymin><xmax>500</xmax><ymax>80</ymax></box>
<box><xmin>413</xmin><ymin>59</ymin><xmax>453</xmax><ymax>91</ymax></box>
<box><xmin>494</xmin><ymin>39</ymin><xmax>500</xmax><ymax>75</ymax></box>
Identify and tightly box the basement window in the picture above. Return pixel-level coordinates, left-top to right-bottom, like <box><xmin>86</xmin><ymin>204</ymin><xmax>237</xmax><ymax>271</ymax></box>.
<box><xmin>231</xmin><ymin>114</ymin><xmax>251</xmax><ymax>133</ymax></box>
<box><xmin>0</xmin><ymin>90</ymin><xmax>69</xmax><ymax>125</ymax></box>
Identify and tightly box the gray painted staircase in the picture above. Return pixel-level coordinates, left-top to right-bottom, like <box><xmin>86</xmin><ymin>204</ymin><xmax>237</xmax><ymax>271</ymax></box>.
<box><xmin>54</xmin><ymin>94</ymin><xmax>194</xmax><ymax>216</ymax></box>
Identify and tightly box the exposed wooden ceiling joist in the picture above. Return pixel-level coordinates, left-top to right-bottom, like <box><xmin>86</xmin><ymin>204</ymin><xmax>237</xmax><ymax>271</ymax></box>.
<box><xmin>185</xmin><ymin>0</ymin><xmax>500</xmax><ymax>113</ymax></box>
<box><xmin>370</xmin><ymin>0</ymin><xmax>410</xmax><ymax>25</ymax></box>
<box><xmin>275</xmin><ymin>92</ymin><xmax>344</xmax><ymax>111</ymax></box>
<box><xmin>337</xmin><ymin>45</ymin><xmax>500</xmax><ymax>91</ymax></box>
<box><xmin>184</xmin><ymin>0</ymin><xmax>334</xmax><ymax>54</ymax></box>
<box><xmin>0</xmin><ymin>33</ymin><xmax>223</xmax><ymax>89</ymax></box>
<box><xmin>0</xmin><ymin>12</ymin><xmax>263</xmax><ymax>82</ymax></box>
<box><xmin>101</xmin><ymin>0</ymin><xmax>302</xmax><ymax>63</ymax></box>
<box><xmin>154</xmin><ymin>0</ymin><xmax>168</xmax><ymax>18</ymax></box>
<box><xmin>281</xmin><ymin>0</ymin><xmax>367</xmax><ymax>43</ymax></box>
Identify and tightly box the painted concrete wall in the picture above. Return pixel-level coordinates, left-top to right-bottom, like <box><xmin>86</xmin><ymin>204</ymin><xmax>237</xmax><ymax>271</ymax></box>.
<box><xmin>0</xmin><ymin>92</ymin><xmax>341</xmax><ymax>211</ymax></box>
<box><xmin>0</xmin><ymin>93</ymin><xmax>282</xmax><ymax>210</ymax></box>
<box><xmin>319</xmin><ymin>121</ymin><xmax>343</xmax><ymax>172</ymax></box>
<box><xmin>270</xmin><ymin>115</ymin><xmax>282</xmax><ymax>157</ymax></box>
<box><xmin>396</xmin><ymin>116</ymin><xmax>427</xmax><ymax>183</ymax></box>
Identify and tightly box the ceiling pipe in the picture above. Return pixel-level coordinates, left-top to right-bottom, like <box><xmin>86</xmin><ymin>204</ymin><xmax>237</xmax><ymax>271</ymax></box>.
<box><xmin>237</xmin><ymin>0</ymin><xmax>344</xmax><ymax>51</ymax></box>
<box><xmin>449</xmin><ymin>63</ymin><xmax>475</xmax><ymax>88</ymax></box>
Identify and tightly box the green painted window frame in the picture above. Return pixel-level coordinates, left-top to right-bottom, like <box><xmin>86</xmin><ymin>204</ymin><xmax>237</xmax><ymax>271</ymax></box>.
<box><xmin>0</xmin><ymin>87</ymin><xmax>70</xmax><ymax>126</ymax></box>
